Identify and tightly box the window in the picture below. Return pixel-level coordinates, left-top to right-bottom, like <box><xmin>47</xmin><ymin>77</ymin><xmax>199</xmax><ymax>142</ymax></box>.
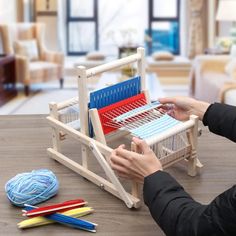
<box><xmin>66</xmin><ymin>0</ymin><xmax>98</xmax><ymax>55</ymax></box>
<box><xmin>66</xmin><ymin>0</ymin><xmax>181</xmax><ymax>56</ymax></box>
<box><xmin>147</xmin><ymin>0</ymin><xmax>180</xmax><ymax>55</ymax></box>
<box><xmin>98</xmin><ymin>0</ymin><xmax>148</xmax><ymax>56</ymax></box>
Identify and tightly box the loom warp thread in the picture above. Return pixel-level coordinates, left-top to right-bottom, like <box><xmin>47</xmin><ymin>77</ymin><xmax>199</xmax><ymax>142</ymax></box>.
<box><xmin>5</xmin><ymin>169</ymin><xmax>59</xmax><ymax>207</ymax></box>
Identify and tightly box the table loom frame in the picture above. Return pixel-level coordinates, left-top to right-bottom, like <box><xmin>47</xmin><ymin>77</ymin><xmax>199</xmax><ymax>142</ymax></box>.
<box><xmin>47</xmin><ymin>47</ymin><xmax>202</xmax><ymax>209</ymax></box>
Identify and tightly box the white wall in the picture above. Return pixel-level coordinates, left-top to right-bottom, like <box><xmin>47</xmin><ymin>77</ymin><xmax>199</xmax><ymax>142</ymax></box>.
<box><xmin>36</xmin><ymin>15</ymin><xmax>59</xmax><ymax>51</ymax></box>
<box><xmin>208</xmin><ymin>0</ymin><xmax>217</xmax><ymax>47</ymax></box>
<box><xmin>219</xmin><ymin>22</ymin><xmax>232</xmax><ymax>37</ymax></box>
<box><xmin>207</xmin><ymin>0</ymin><xmax>232</xmax><ymax>46</ymax></box>
<box><xmin>0</xmin><ymin>0</ymin><xmax>17</xmax><ymax>54</ymax></box>
<box><xmin>0</xmin><ymin>0</ymin><xmax>17</xmax><ymax>23</ymax></box>
<box><xmin>35</xmin><ymin>0</ymin><xmax>60</xmax><ymax>51</ymax></box>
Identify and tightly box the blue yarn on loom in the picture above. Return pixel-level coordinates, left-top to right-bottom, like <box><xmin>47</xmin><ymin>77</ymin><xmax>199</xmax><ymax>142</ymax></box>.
<box><xmin>5</xmin><ymin>169</ymin><xmax>59</xmax><ymax>207</ymax></box>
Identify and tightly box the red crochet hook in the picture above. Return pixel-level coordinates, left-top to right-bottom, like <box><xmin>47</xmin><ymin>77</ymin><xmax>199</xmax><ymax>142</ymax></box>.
<box><xmin>22</xmin><ymin>199</ymin><xmax>87</xmax><ymax>217</ymax></box>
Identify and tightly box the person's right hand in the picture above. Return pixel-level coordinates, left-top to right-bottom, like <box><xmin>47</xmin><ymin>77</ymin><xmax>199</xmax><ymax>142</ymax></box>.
<box><xmin>158</xmin><ymin>96</ymin><xmax>210</xmax><ymax>121</ymax></box>
<box><xmin>110</xmin><ymin>137</ymin><xmax>163</xmax><ymax>184</ymax></box>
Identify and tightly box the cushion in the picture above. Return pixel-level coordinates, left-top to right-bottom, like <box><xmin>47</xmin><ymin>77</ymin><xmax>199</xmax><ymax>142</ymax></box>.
<box><xmin>225</xmin><ymin>59</ymin><xmax>236</xmax><ymax>79</ymax></box>
<box><xmin>14</xmin><ymin>40</ymin><xmax>39</xmax><ymax>61</ymax></box>
<box><xmin>86</xmin><ymin>51</ymin><xmax>105</xmax><ymax>61</ymax></box>
<box><xmin>152</xmin><ymin>51</ymin><xmax>174</xmax><ymax>61</ymax></box>
<box><xmin>29</xmin><ymin>61</ymin><xmax>59</xmax><ymax>82</ymax></box>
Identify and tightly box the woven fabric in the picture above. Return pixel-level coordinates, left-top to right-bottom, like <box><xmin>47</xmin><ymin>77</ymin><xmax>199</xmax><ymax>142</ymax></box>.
<box><xmin>130</xmin><ymin>114</ymin><xmax>181</xmax><ymax>139</ymax></box>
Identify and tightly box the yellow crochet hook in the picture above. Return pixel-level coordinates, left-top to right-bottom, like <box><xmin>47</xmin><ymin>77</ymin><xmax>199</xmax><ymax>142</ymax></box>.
<box><xmin>18</xmin><ymin>207</ymin><xmax>94</xmax><ymax>229</ymax></box>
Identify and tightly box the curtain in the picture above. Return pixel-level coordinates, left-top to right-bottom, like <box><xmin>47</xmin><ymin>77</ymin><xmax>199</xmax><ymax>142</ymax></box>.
<box><xmin>188</xmin><ymin>0</ymin><xmax>204</xmax><ymax>58</ymax></box>
<box><xmin>57</xmin><ymin>0</ymin><xmax>66</xmax><ymax>53</ymax></box>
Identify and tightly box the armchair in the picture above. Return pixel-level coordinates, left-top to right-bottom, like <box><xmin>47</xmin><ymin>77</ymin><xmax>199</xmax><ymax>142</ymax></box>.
<box><xmin>0</xmin><ymin>23</ymin><xmax>64</xmax><ymax>95</ymax></box>
<box><xmin>190</xmin><ymin>55</ymin><xmax>236</xmax><ymax>104</ymax></box>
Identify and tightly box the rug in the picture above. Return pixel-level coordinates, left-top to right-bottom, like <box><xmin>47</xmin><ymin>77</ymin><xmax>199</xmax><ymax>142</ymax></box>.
<box><xmin>8</xmin><ymin>89</ymin><xmax>78</xmax><ymax>114</ymax></box>
<box><xmin>0</xmin><ymin>77</ymin><xmax>79</xmax><ymax>115</ymax></box>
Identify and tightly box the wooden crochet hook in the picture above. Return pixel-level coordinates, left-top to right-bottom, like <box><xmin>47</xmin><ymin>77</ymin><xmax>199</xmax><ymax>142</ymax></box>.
<box><xmin>23</xmin><ymin>199</ymin><xmax>87</xmax><ymax>217</ymax></box>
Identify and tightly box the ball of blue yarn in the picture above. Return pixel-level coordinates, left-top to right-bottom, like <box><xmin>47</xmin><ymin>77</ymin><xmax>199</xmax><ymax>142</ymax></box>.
<box><xmin>5</xmin><ymin>169</ymin><xmax>59</xmax><ymax>207</ymax></box>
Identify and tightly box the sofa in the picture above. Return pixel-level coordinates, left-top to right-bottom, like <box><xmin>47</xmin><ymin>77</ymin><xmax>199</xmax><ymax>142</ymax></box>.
<box><xmin>190</xmin><ymin>55</ymin><xmax>236</xmax><ymax>105</ymax></box>
<box><xmin>0</xmin><ymin>23</ymin><xmax>64</xmax><ymax>95</ymax></box>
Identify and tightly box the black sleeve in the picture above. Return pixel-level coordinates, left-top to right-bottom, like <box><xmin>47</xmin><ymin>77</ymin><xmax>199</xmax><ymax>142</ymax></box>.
<box><xmin>203</xmin><ymin>103</ymin><xmax>236</xmax><ymax>142</ymax></box>
<box><xmin>143</xmin><ymin>170</ymin><xmax>236</xmax><ymax>236</ymax></box>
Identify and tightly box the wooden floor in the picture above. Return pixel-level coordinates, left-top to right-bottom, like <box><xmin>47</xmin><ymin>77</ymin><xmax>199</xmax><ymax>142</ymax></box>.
<box><xmin>0</xmin><ymin>115</ymin><xmax>236</xmax><ymax>236</ymax></box>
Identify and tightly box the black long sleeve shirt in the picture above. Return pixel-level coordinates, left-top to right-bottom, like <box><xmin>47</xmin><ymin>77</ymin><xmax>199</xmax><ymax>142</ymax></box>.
<box><xmin>143</xmin><ymin>103</ymin><xmax>236</xmax><ymax>236</ymax></box>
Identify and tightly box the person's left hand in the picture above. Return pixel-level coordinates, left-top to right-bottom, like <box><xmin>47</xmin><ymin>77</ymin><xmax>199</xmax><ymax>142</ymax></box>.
<box><xmin>110</xmin><ymin>137</ymin><xmax>163</xmax><ymax>183</ymax></box>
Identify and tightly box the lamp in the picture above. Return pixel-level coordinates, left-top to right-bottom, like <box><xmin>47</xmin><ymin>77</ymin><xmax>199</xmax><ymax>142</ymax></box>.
<box><xmin>216</xmin><ymin>0</ymin><xmax>236</xmax><ymax>37</ymax></box>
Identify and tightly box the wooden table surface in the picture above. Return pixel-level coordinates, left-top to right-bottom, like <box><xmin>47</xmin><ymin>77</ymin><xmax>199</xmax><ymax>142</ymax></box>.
<box><xmin>0</xmin><ymin>115</ymin><xmax>236</xmax><ymax>236</ymax></box>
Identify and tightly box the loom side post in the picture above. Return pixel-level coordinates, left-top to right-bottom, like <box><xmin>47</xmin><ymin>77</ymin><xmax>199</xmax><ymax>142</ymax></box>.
<box><xmin>137</xmin><ymin>47</ymin><xmax>150</xmax><ymax>104</ymax></box>
<box><xmin>89</xmin><ymin>108</ymin><xmax>107</xmax><ymax>145</ymax></box>
<box><xmin>131</xmin><ymin>142</ymin><xmax>141</xmax><ymax>198</ymax></box>
<box><xmin>49</xmin><ymin>102</ymin><xmax>62</xmax><ymax>153</ymax></box>
<box><xmin>77</xmin><ymin>66</ymin><xmax>89</xmax><ymax>169</ymax></box>
<box><xmin>143</xmin><ymin>89</ymin><xmax>151</xmax><ymax>104</ymax></box>
<box><xmin>137</xmin><ymin>47</ymin><xmax>146</xmax><ymax>91</ymax></box>
<box><xmin>187</xmin><ymin>115</ymin><xmax>203</xmax><ymax>176</ymax></box>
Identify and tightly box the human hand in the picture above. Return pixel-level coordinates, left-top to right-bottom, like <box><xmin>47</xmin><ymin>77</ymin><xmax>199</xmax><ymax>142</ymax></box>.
<box><xmin>158</xmin><ymin>96</ymin><xmax>210</xmax><ymax>121</ymax></box>
<box><xmin>110</xmin><ymin>137</ymin><xmax>163</xmax><ymax>184</ymax></box>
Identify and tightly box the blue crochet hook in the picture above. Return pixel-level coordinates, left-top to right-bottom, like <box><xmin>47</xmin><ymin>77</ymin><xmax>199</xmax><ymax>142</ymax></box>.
<box><xmin>24</xmin><ymin>205</ymin><xmax>97</xmax><ymax>232</ymax></box>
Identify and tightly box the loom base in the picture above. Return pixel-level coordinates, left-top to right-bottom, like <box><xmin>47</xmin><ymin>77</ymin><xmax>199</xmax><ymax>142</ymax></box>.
<box><xmin>47</xmin><ymin>148</ymin><xmax>141</xmax><ymax>208</ymax></box>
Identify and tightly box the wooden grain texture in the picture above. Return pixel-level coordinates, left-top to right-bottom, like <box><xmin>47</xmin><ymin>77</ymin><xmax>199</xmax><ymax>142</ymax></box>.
<box><xmin>0</xmin><ymin>115</ymin><xmax>236</xmax><ymax>236</ymax></box>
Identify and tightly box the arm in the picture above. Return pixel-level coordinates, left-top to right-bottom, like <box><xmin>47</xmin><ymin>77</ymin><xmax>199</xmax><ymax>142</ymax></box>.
<box><xmin>144</xmin><ymin>170</ymin><xmax>236</xmax><ymax>236</ymax></box>
<box><xmin>110</xmin><ymin>138</ymin><xmax>236</xmax><ymax>236</ymax></box>
<box><xmin>41</xmin><ymin>49</ymin><xmax>64</xmax><ymax>66</ymax></box>
<box><xmin>40</xmin><ymin>49</ymin><xmax>64</xmax><ymax>78</ymax></box>
<box><xmin>159</xmin><ymin>97</ymin><xmax>236</xmax><ymax>142</ymax></box>
<box><xmin>203</xmin><ymin>103</ymin><xmax>236</xmax><ymax>142</ymax></box>
<box><xmin>15</xmin><ymin>55</ymin><xmax>30</xmax><ymax>85</ymax></box>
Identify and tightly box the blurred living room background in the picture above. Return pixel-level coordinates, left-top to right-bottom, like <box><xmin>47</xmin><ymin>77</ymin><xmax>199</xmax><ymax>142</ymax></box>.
<box><xmin>0</xmin><ymin>0</ymin><xmax>236</xmax><ymax>115</ymax></box>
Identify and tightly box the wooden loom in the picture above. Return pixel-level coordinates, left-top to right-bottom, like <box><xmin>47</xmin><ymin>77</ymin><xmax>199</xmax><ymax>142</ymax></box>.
<box><xmin>47</xmin><ymin>47</ymin><xmax>203</xmax><ymax>208</ymax></box>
